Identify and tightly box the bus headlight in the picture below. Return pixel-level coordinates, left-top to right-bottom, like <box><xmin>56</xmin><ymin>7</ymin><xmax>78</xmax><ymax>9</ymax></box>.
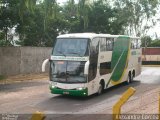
<box><xmin>76</xmin><ymin>87</ymin><xmax>86</xmax><ymax>90</ymax></box>
<box><xmin>51</xmin><ymin>85</ymin><xmax>56</xmax><ymax>89</ymax></box>
<box><xmin>49</xmin><ymin>82</ymin><xmax>57</xmax><ymax>89</ymax></box>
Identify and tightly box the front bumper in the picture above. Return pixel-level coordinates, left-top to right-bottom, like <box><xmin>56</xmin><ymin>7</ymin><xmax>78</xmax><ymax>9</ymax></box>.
<box><xmin>50</xmin><ymin>87</ymin><xmax>88</xmax><ymax>97</ymax></box>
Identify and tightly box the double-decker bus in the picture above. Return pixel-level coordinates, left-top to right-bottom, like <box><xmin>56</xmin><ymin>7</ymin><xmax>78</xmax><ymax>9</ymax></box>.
<box><xmin>42</xmin><ymin>33</ymin><xmax>141</xmax><ymax>96</ymax></box>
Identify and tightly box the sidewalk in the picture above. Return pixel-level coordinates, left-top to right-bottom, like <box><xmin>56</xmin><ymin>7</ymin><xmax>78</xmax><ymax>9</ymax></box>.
<box><xmin>0</xmin><ymin>73</ymin><xmax>48</xmax><ymax>84</ymax></box>
<box><xmin>101</xmin><ymin>87</ymin><xmax>160</xmax><ymax>114</ymax></box>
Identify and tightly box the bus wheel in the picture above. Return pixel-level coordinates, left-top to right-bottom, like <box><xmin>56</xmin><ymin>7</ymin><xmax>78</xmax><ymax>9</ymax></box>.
<box><xmin>97</xmin><ymin>80</ymin><xmax>104</xmax><ymax>95</ymax></box>
<box><xmin>132</xmin><ymin>70</ymin><xmax>135</xmax><ymax>80</ymax></box>
<box><xmin>127</xmin><ymin>72</ymin><xmax>132</xmax><ymax>84</ymax></box>
<box><xmin>97</xmin><ymin>83</ymin><xmax>103</xmax><ymax>95</ymax></box>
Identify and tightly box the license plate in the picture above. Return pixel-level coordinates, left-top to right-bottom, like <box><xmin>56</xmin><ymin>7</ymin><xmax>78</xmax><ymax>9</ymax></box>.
<box><xmin>63</xmin><ymin>92</ymin><xmax>69</xmax><ymax>95</ymax></box>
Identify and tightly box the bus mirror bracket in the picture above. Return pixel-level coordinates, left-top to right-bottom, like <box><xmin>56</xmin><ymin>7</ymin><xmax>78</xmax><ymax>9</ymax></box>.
<box><xmin>84</xmin><ymin>60</ymin><xmax>90</xmax><ymax>75</ymax></box>
<box><xmin>42</xmin><ymin>59</ymin><xmax>49</xmax><ymax>72</ymax></box>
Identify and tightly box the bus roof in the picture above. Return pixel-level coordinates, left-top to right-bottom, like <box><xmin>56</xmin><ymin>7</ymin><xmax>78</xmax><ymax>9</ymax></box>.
<box><xmin>57</xmin><ymin>33</ymin><xmax>139</xmax><ymax>39</ymax></box>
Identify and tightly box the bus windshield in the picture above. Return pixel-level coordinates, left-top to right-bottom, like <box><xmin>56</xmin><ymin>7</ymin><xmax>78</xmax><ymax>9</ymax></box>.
<box><xmin>52</xmin><ymin>38</ymin><xmax>89</xmax><ymax>57</ymax></box>
<box><xmin>50</xmin><ymin>61</ymin><xmax>87</xmax><ymax>83</ymax></box>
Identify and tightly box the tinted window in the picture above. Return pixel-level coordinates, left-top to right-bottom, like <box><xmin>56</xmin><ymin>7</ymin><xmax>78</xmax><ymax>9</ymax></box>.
<box><xmin>90</xmin><ymin>38</ymin><xmax>99</xmax><ymax>55</ymax></box>
<box><xmin>131</xmin><ymin>39</ymin><xmax>141</xmax><ymax>49</ymax></box>
<box><xmin>53</xmin><ymin>38</ymin><xmax>89</xmax><ymax>56</ymax></box>
<box><xmin>50</xmin><ymin>61</ymin><xmax>87</xmax><ymax>83</ymax></box>
<box><xmin>100</xmin><ymin>38</ymin><xmax>114</xmax><ymax>51</ymax></box>
<box><xmin>106</xmin><ymin>38</ymin><xmax>114</xmax><ymax>51</ymax></box>
<box><xmin>100</xmin><ymin>62</ymin><xmax>111</xmax><ymax>75</ymax></box>
<box><xmin>100</xmin><ymin>38</ymin><xmax>107</xmax><ymax>51</ymax></box>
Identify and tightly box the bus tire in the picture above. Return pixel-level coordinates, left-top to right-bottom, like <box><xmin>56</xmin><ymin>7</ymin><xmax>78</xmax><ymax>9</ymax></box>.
<box><xmin>97</xmin><ymin>83</ymin><xmax>103</xmax><ymax>95</ymax></box>
<box><xmin>132</xmin><ymin>70</ymin><xmax>135</xmax><ymax>80</ymax></box>
<box><xmin>127</xmin><ymin>72</ymin><xmax>132</xmax><ymax>84</ymax></box>
<box><xmin>97</xmin><ymin>80</ymin><xmax>105</xmax><ymax>95</ymax></box>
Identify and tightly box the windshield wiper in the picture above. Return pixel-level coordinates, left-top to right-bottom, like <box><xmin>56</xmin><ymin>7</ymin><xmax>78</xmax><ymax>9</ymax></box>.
<box><xmin>67</xmin><ymin>52</ymin><xmax>82</xmax><ymax>57</ymax></box>
<box><xmin>57</xmin><ymin>51</ymin><xmax>66</xmax><ymax>57</ymax></box>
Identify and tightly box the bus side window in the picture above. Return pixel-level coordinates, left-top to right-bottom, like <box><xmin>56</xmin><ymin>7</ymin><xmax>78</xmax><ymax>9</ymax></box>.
<box><xmin>88</xmin><ymin>38</ymin><xmax>99</xmax><ymax>81</ymax></box>
<box><xmin>131</xmin><ymin>39</ymin><xmax>136</xmax><ymax>49</ymax></box>
<box><xmin>137</xmin><ymin>39</ymin><xmax>141</xmax><ymax>48</ymax></box>
<box><xmin>90</xmin><ymin>38</ymin><xmax>99</xmax><ymax>55</ymax></box>
<box><xmin>100</xmin><ymin>38</ymin><xmax>107</xmax><ymax>52</ymax></box>
<box><xmin>131</xmin><ymin>39</ymin><xmax>141</xmax><ymax>49</ymax></box>
<box><xmin>100</xmin><ymin>62</ymin><xmax>111</xmax><ymax>75</ymax></box>
<box><xmin>106</xmin><ymin>38</ymin><xmax>114</xmax><ymax>51</ymax></box>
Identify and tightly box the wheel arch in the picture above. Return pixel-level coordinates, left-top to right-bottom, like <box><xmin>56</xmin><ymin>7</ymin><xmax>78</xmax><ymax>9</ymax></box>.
<box><xmin>100</xmin><ymin>79</ymin><xmax>105</xmax><ymax>90</ymax></box>
<box><xmin>132</xmin><ymin>69</ymin><xmax>135</xmax><ymax>78</ymax></box>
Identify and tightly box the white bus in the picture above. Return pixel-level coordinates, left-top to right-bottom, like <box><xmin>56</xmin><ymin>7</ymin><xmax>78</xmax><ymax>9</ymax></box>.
<box><xmin>42</xmin><ymin>33</ymin><xmax>141</xmax><ymax>96</ymax></box>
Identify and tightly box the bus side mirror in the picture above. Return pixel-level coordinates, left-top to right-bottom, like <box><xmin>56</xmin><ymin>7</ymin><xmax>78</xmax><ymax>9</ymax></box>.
<box><xmin>84</xmin><ymin>60</ymin><xmax>90</xmax><ymax>75</ymax></box>
<box><xmin>42</xmin><ymin>59</ymin><xmax>49</xmax><ymax>72</ymax></box>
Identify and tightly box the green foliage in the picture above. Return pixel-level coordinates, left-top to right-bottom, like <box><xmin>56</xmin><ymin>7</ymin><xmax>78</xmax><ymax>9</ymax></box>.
<box><xmin>141</xmin><ymin>36</ymin><xmax>160</xmax><ymax>47</ymax></box>
<box><xmin>0</xmin><ymin>75</ymin><xmax>6</xmax><ymax>80</ymax></box>
<box><xmin>16</xmin><ymin>3</ymin><xmax>66</xmax><ymax>46</ymax></box>
<box><xmin>87</xmin><ymin>1</ymin><xmax>125</xmax><ymax>34</ymax></box>
<box><xmin>141</xmin><ymin>36</ymin><xmax>152</xmax><ymax>47</ymax></box>
<box><xmin>0</xmin><ymin>32</ymin><xmax>5</xmax><ymax>40</ymax></box>
<box><xmin>0</xmin><ymin>0</ymin><xmax>20</xmax><ymax>46</ymax></box>
<box><xmin>150</xmin><ymin>39</ymin><xmax>160</xmax><ymax>47</ymax></box>
<box><xmin>114</xmin><ymin>0</ymin><xmax>159</xmax><ymax>36</ymax></box>
<box><xmin>0</xmin><ymin>0</ymin><xmax>159</xmax><ymax>46</ymax></box>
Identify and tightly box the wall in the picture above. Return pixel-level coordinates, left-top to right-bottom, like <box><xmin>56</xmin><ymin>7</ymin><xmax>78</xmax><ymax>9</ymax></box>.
<box><xmin>0</xmin><ymin>47</ymin><xmax>52</xmax><ymax>76</ymax></box>
<box><xmin>1</xmin><ymin>47</ymin><xmax>159</xmax><ymax>75</ymax></box>
<box><xmin>142</xmin><ymin>47</ymin><xmax>160</xmax><ymax>61</ymax></box>
<box><xmin>142</xmin><ymin>47</ymin><xmax>160</xmax><ymax>55</ymax></box>
<box><xmin>0</xmin><ymin>48</ymin><xmax>2</xmax><ymax>75</ymax></box>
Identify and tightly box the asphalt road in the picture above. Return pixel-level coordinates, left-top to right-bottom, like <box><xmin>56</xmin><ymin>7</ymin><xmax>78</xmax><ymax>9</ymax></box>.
<box><xmin>0</xmin><ymin>67</ymin><xmax>160</xmax><ymax>119</ymax></box>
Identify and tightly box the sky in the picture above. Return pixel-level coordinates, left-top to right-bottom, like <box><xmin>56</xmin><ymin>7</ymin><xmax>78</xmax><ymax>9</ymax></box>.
<box><xmin>57</xmin><ymin>0</ymin><xmax>160</xmax><ymax>38</ymax></box>
<box><xmin>147</xmin><ymin>7</ymin><xmax>160</xmax><ymax>39</ymax></box>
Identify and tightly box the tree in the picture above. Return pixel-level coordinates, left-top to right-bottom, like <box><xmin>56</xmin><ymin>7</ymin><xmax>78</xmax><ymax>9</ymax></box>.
<box><xmin>114</xmin><ymin>0</ymin><xmax>159</xmax><ymax>36</ymax></box>
<box><xmin>0</xmin><ymin>0</ymin><xmax>20</xmax><ymax>46</ymax></box>
<box><xmin>87</xmin><ymin>0</ymin><xmax>125</xmax><ymax>34</ymax></box>
<box><xmin>62</xmin><ymin>0</ymin><xmax>81</xmax><ymax>32</ymax></box>
<box><xmin>16</xmin><ymin>2</ymin><xmax>65</xmax><ymax>46</ymax></box>
<box><xmin>18</xmin><ymin>0</ymin><xmax>58</xmax><ymax>31</ymax></box>
<box><xmin>141</xmin><ymin>36</ymin><xmax>152</xmax><ymax>47</ymax></box>
<box><xmin>78</xmin><ymin>0</ymin><xmax>90</xmax><ymax>31</ymax></box>
<box><xmin>0</xmin><ymin>0</ymin><xmax>160</xmax><ymax>47</ymax></box>
<box><xmin>141</xmin><ymin>36</ymin><xmax>160</xmax><ymax>47</ymax></box>
<box><xmin>150</xmin><ymin>39</ymin><xmax>160</xmax><ymax>47</ymax></box>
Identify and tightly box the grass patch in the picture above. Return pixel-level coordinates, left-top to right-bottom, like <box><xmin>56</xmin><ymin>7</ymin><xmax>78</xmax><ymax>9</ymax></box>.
<box><xmin>0</xmin><ymin>75</ymin><xmax>6</xmax><ymax>80</ymax></box>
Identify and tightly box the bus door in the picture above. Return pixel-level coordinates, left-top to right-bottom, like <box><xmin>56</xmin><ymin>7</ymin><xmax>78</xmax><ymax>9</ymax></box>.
<box><xmin>88</xmin><ymin>38</ymin><xmax>99</xmax><ymax>94</ymax></box>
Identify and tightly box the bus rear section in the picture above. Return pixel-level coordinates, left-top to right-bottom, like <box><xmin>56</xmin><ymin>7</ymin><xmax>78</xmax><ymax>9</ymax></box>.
<box><xmin>102</xmin><ymin>36</ymin><xmax>141</xmax><ymax>87</ymax></box>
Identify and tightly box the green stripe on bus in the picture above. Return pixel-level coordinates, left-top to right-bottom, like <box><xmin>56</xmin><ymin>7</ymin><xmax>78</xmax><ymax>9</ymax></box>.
<box><xmin>110</xmin><ymin>36</ymin><xmax>130</xmax><ymax>83</ymax></box>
